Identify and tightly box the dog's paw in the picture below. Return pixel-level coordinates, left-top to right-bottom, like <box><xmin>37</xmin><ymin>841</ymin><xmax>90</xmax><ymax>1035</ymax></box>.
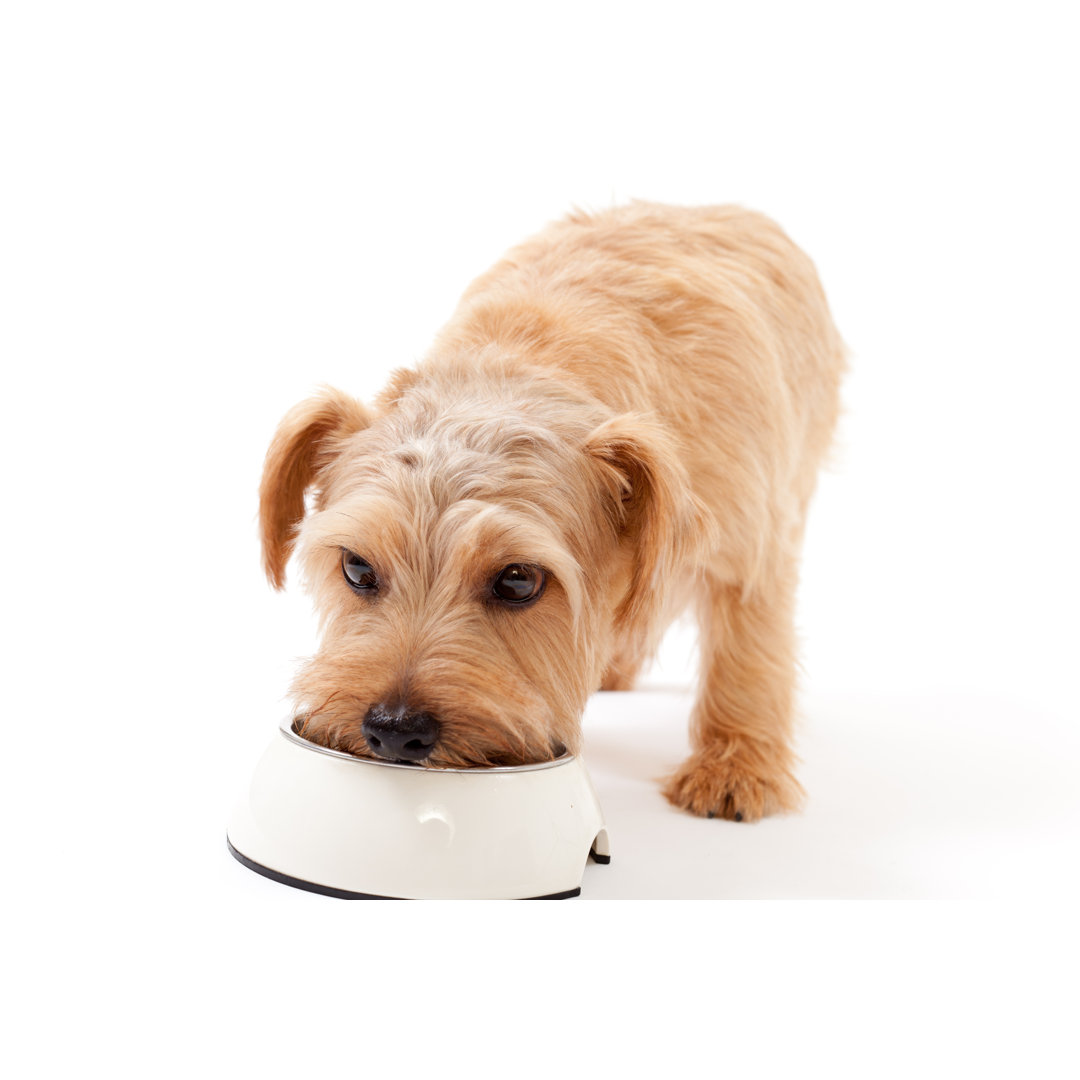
<box><xmin>661</xmin><ymin>747</ymin><xmax>803</xmax><ymax>822</ymax></box>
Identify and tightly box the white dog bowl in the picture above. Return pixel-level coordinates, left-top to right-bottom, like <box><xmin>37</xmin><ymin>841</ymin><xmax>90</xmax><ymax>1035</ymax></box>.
<box><xmin>227</xmin><ymin>717</ymin><xmax>610</xmax><ymax>899</ymax></box>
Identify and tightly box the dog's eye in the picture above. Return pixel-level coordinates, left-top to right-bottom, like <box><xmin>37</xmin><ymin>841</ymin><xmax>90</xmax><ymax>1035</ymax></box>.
<box><xmin>492</xmin><ymin>564</ymin><xmax>545</xmax><ymax>605</ymax></box>
<box><xmin>342</xmin><ymin>550</ymin><xmax>379</xmax><ymax>592</ymax></box>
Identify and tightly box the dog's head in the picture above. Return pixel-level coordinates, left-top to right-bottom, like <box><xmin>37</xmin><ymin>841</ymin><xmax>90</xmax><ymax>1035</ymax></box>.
<box><xmin>258</xmin><ymin>370</ymin><xmax>708</xmax><ymax>767</ymax></box>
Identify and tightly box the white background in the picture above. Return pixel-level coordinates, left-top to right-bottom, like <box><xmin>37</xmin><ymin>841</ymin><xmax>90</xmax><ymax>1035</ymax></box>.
<box><xmin>3</xmin><ymin>1</ymin><xmax>1078</xmax><ymax>1076</ymax></box>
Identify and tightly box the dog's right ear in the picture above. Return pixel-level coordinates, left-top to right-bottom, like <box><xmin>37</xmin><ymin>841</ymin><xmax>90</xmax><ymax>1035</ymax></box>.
<box><xmin>585</xmin><ymin>413</ymin><xmax>715</xmax><ymax>646</ymax></box>
<box><xmin>259</xmin><ymin>387</ymin><xmax>372</xmax><ymax>589</ymax></box>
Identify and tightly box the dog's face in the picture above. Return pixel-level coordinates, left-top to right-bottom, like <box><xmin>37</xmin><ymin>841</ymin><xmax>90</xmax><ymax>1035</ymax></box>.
<box><xmin>259</xmin><ymin>372</ymin><xmax>706</xmax><ymax>767</ymax></box>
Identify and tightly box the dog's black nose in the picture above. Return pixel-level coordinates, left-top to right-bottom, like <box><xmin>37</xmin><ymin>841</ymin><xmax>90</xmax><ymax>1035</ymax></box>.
<box><xmin>362</xmin><ymin>704</ymin><xmax>440</xmax><ymax>762</ymax></box>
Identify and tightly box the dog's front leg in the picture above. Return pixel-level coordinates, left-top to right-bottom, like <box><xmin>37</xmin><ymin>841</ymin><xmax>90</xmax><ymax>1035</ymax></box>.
<box><xmin>662</xmin><ymin>573</ymin><xmax>804</xmax><ymax>821</ymax></box>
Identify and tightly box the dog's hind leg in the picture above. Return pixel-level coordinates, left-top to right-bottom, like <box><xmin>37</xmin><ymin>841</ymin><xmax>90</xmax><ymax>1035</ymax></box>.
<box><xmin>662</xmin><ymin>569</ymin><xmax>804</xmax><ymax>821</ymax></box>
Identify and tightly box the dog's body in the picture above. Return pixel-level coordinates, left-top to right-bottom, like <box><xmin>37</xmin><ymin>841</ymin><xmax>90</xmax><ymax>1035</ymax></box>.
<box><xmin>260</xmin><ymin>203</ymin><xmax>844</xmax><ymax>820</ymax></box>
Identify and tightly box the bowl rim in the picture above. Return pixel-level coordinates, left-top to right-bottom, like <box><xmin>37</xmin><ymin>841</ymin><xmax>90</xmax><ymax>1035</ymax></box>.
<box><xmin>280</xmin><ymin>715</ymin><xmax>576</xmax><ymax>774</ymax></box>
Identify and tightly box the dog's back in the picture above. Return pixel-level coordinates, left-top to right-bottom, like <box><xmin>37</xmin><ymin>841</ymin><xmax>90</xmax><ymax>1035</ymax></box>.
<box><xmin>433</xmin><ymin>202</ymin><xmax>846</xmax><ymax>586</ymax></box>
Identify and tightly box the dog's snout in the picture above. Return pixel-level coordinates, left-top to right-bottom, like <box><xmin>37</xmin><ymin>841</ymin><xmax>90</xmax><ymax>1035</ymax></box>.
<box><xmin>362</xmin><ymin>704</ymin><xmax>440</xmax><ymax>763</ymax></box>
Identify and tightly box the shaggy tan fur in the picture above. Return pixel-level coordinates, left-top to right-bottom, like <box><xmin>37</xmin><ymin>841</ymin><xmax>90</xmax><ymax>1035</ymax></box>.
<box><xmin>259</xmin><ymin>202</ymin><xmax>844</xmax><ymax>820</ymax></box>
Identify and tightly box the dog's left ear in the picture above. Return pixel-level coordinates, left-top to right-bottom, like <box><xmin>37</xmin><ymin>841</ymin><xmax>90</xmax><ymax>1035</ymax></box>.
<box><xmin>259</xmin><ymin>387</ymin><xmax>373</xmax><ymax>589</ymax></box>
<box><xmin>585</xmin><ymin>414</ymin><xmax>714</xmax><ymax>639</ymax></box>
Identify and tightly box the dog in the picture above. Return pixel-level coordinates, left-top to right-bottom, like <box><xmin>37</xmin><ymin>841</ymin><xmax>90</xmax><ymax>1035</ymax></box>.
<box><xmin>258</xmin><ymin>202</ymin><xmax>844</xmax><ymax>821</ymax></box>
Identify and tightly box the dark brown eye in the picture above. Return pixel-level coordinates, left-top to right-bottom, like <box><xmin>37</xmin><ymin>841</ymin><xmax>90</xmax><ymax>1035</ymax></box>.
<box><xmin>492</xmin><ymin>564</ymin><xmax>545</xmax><ymax>605</ymax></box>
<box><xmin>342</xmin><ymin>550</ymin><xmax>378</xmax><ymax>592</ymax></box>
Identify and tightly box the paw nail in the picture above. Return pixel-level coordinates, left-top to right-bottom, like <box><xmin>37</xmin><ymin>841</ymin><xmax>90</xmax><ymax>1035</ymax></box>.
<box><xmin>707</xmin><ymin>810</ymin><xmax>715</xmax><ymax>819</ymax></box>
<box><xmin>734</xmin><ymin>811</ymin><xmax>743</xmax><ymax>822</ymax></box>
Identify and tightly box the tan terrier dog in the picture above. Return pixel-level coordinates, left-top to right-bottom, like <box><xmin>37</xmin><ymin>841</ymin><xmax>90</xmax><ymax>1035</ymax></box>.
<box><xmin>259</xmin><ymin>203</ymin><xmax>844</xmax><ymax>821</ymax></box>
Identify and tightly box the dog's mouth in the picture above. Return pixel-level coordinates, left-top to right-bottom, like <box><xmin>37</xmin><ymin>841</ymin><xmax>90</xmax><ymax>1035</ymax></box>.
<box><xmin>289</xmin><ymin>716</ymin><xmax>567</xmax><ymax>769</ymax></box>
